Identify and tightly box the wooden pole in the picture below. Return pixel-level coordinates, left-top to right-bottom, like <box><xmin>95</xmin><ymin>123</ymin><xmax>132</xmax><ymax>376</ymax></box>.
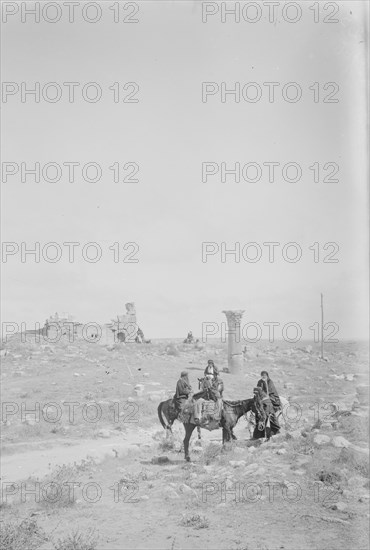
<box><xmin>320</xmin><ymin>293</ymin><xmax>324</xmax><ymax>360</ymax></box>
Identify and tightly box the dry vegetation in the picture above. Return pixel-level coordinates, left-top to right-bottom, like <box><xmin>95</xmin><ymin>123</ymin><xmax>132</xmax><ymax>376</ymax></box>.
<box><xmin>0</xmin><ymin>335</ymin><xmax>369</xmax><ymax>549</ymax></box>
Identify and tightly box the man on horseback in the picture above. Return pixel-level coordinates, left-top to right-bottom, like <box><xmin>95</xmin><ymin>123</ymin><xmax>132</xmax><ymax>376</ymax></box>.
<box><xmin>174</xmin><ymin>371</ymin><xmax>193</xmax><ymax>415</ymax></box>
<box><xmin>194</xmin><ymin>361</ymin><xmax>223</xmax><ymax>425</ymax></box>
<box><xmin>204</xmin><ymin>359</ymin><xmax>219</xmax><ymax>379</ymax></box>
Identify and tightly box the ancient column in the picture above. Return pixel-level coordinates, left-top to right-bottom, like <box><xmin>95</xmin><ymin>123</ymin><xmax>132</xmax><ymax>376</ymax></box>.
<box><xmin>222</xmin><ymin>310</ymin><xmax>245</xmax><ymax>374</ymax></box>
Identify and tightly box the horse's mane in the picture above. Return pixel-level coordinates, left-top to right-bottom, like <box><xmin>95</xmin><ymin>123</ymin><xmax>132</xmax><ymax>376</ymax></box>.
<box><xmin>223</xmin><ymin>398</ymin><xmax>253</xmax><ymax>408</ymax></box>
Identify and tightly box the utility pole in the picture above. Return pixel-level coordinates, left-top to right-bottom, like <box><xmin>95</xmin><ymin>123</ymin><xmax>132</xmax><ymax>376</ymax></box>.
<box><xmin>320</xmin><ymin>293</ymin><xmax>324</xmax><ymax>360</ymax></box>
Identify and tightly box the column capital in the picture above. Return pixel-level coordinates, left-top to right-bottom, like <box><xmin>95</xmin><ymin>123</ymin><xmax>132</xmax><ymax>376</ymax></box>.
<box><xmin>222</xmin><ymin>310</ymin><xmax>245</xmax><ymax>324</ymax></box>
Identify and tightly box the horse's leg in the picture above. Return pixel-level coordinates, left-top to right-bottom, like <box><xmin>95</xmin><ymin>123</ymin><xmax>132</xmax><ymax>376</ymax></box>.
<box><xmin>230</xmin><ymin>428</ymin><xmax>237</xmax><ymax>440</ymax></box>
<box><xmin>184</xmin><ymin>424</ymin><xmax>196</xmax><ymax>462</ymax></box>
<box><xmin>197</xmin><ymin>426</ymin><xmax>201</xmax><ymax>440</ymax></box>
<box><xmin>222</xmin><ymin>426</ymin><xmax>230</xmax><ymax>445</ymax></box>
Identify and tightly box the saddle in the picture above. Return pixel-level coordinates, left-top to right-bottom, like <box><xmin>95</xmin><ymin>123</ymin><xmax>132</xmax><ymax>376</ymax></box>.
<box><xmin>177</xmin><ymin>396</ymin><xmax>223</xmax><ymax>430</ymax></box>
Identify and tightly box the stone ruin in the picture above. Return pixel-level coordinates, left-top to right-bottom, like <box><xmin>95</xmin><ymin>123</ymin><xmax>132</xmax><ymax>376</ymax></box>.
<box><xmin>223</xmin><ymin>309</ymin><xmax>245</xmax><ymax>374</ymax></box>
<box><xmin>107</xmin><ymin>302</ymin><xmax>139</xmax><ymax>343</ymax></box>
<box><xmin>43</xmin><ymin>303</ymin><xmax>147</xmax><ymax>344</ymax></box>
<box><xmin>44</xmin><ymin>312</ymin><xmax>82</xmax><ymax>340</ymax></box>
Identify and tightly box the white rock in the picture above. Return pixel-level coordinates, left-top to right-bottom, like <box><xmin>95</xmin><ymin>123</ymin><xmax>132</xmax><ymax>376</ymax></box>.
<box><xmin>245</xmin><ymin>462</ymin><xmax>259</xmax><ymax>473</ymax></box>
<box><xmin>331</xmin><ymin>436</ymin><xmax>351</xmax><ymax>448</ymax></box>
<box><xmin>97</xmin><ymin>429</ymin><xmax>111</xmax><ymax>438</ymax></box>
<box><xmin>276</xmin><ymin>448</ymin><xmax>287</xmax><ymax>455</ymax></box>
<box><xmin>331</xmin><ymin>502</ymin><xmax>347</xmax><ymax>511</ymax></box>
<box><xmin>314</xmin><ymin>434</ymin><xmax>331</xmax><ymax>445</ymax></box>
<box><xmin>229</xmin><ymin>460</ymin><xmax>247</xmax><ymax>468</ymax></box>
<box><xmin>73</xmin><ymin>372</ymin><xmax>80</xmax><ymax>377</ymax></box>
<box><xmin>164</xmin><ymin>488</ymin><xmax>180</xmax><ymax>500</ymax></box>
<box><xmin>178</xmin><ymin>484</ymin><xmax>198</xmax><ymax>498</ymax></box>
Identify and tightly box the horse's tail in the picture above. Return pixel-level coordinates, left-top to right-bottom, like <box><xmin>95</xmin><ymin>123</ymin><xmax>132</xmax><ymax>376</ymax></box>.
<box><xmin>157</xmin><ymin>401</ymin><xmax>170</xmax><ymax>430</ymax></box>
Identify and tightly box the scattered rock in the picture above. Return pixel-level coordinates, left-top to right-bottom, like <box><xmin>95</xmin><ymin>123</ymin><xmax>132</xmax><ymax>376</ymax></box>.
<box><xmin>73</xmin><ymin>372</ymin><xmax>80</xmax><ymax>377</ymax></box>
<box><xmin>163</xmin><ymin>487</ymin><xmax>180</xmax><ymax>500</ymax></box>
<box><xmin>331</xmin><ymin>502</ymin><xmax>347</xmax><ymax>511</ymax></box>
<box><xmin>178</xmin><ymin>484</ymin><xmax>198</xmax><ymax>498</ymax></box>
<box><xmin>356</xmin><ymin>385</ymin><xmax>369</xmax><ymax>405</ymax></box>
<box><xmin>140</xmin><ymin>495</ymin><xmax>149</xmax><ymax>501</ymax></box>
<box><xmin>314</xmin><ymin>434</ymin><xmax>331</xmax><ymax>445</ymax></box>
<box><xmin>151</xmin><ymin>456</ymin><xmax>170</xmax><ymax>465</ymax></box>
<box><xmin>331</xmin><ymin>436</ymin><xmax>351</xmax><ymax>448</ymax></box>
<box><xmin>97</xmin><ymin>429</ymin><xmax>111</xmax><ymax>438</ymax></box>
<box><xmin>244</xmin><ymin>463</ymin><xmax>259</xmax><ymax>474</ymax></box>
<box><xmin>229</xmin><ymin>460</ymin><xmax>247</xmax><ymax>468</ymax></box>
<box><xmin>276</xmin><ymin>448</ymin><xmax>287</xmax><ymax>455</ymax></box>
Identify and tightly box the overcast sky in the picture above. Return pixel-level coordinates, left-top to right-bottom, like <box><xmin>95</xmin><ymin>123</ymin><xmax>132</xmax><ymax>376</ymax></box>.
<box><xmin>1</xmin><ymin>1</ymin><xmax>368</xmax><ymax>340</ymax></box>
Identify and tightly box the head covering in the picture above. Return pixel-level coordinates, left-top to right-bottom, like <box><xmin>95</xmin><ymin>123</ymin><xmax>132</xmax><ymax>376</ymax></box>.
<box><xmin>181</xmin><ymin>370</ymin><xmax>188</xmax><ymax>377</ymax></box>
<box><xmin>260</xmin><ymin>371</ymin><xmax>269</xmax><ymax>377</ymax></box>
<box><xmin>207</xmin><ymin>360</ymin><xmax>214</xmax><ymax>366</ymax></box>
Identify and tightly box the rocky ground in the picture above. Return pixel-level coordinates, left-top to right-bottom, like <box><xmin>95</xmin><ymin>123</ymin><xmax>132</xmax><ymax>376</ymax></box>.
<box><xmin>0</xmin><ymin>336</ymin><xmax>369</xmax><ymax>550</ymax></box>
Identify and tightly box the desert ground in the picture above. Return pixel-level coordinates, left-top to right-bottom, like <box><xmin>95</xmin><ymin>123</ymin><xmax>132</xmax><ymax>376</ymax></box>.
<box><xmin>0</xmin><ymin>335</ymin><xmax>369</xmax><ymax>550</ymax></box>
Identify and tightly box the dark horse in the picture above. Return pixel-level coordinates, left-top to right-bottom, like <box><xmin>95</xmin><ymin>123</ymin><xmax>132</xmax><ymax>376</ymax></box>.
<box><xmin>179</xmin><ymin>398</ymin><xmax>252</xmax><ymax>461</ymax></box>
<box><xmin>157</xmin><ymin>398</ymin><xmax>202</xmax><ymax>440</ymax></box>
<box><xmin>157</xmin><ymin>377</ymin><xmax>237</xmax><ymax>443</ymax></box>
<box><xmin>158</xmin><ymin>393</ymin><xmax>278</xmax><ymax>461</ymax></box>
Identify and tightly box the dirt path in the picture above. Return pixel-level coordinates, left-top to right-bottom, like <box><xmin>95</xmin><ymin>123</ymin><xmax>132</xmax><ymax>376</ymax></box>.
<box><xmin>1</xmin><ymin>426</ymin><xmax>160</xmax><ymax>482</ymax></box>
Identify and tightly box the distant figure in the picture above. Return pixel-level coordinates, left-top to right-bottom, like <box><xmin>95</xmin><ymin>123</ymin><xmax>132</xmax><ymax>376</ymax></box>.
<box><xmin>257</xmin><ymin>371</ymin><xmax>281</xmax><ymax>412</ymax></box>
<box><xmin>174</xmin><ymin>371</ymin><xmax>192</xmax><ymax>414</ymax></box>
<box><xmin>184</xmin><ymin>331</ymin><xmax>194</xmax><ymax>344</ymax></box>
<box><xmin>204</xmin><ymin>359</ymin><xmax>219</xmax><ymax>380</ymax></box>
<box><xmin>135</xmin><ymin>327</ymin><xmax>144</xmax><ymax>343</ymax></box>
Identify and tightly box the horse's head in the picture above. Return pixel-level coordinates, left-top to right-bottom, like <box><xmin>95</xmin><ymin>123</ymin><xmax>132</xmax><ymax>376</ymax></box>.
<box><xmin>257</xmin><ymin>419</ymin><xmax>265</xmax><ymax>431</ymax></box>
<box><xmin>253</xmin><ymin>390</ymin><xmax>267</xmax><ymax>429</ymax></box>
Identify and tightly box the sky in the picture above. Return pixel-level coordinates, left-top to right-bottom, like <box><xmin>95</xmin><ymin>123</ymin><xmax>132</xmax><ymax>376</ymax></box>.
<box><xmin>1</xmin><ymin>1</ymin><xmax>369</xmax><ymax>340</ymax></box>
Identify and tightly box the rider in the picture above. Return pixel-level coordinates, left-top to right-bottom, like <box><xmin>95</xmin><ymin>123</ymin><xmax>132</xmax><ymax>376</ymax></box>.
<box><xmin>174</xmin><ymin>371</ymin><xmax>192</xmax><ymax>414</ymax></box>
<box><xmin>194</xmin><ymin>359</ymin><xmax>223</xmax><ymax>424</ymax></box>
<box><xmin>257</xmin><ymin>371</ymin><xmax>281</xmax><ymax>412</ymax></box>
<box><xmin>204</xmin><ymin>359</ymin><xmax>219</xmax><ymax>379</ymax></box>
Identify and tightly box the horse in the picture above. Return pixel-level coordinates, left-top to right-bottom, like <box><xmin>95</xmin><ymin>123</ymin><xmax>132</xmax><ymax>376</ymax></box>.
<box><xmin>181</xmin><ymin>395</ymin><xmax>268</xmax><ymax>462</ymax></box>
<box><xmin>244</xmin><ymin>395</ymin><xmax>289</xmax><ymax>437</ymax></box>
<box><xmin>157</xmin><ymin>379</ymin><xmax>238</xmax><ymax>446</ymax></box>
<box><xmin>157</xmin><ymin>398</ymin><xmax>202</xmax><ymax>440</ymax></box>
<box><xmin>156</xmin><ymin>377</ymin><xmax>223</xmax><ymax>439</ymax></box>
